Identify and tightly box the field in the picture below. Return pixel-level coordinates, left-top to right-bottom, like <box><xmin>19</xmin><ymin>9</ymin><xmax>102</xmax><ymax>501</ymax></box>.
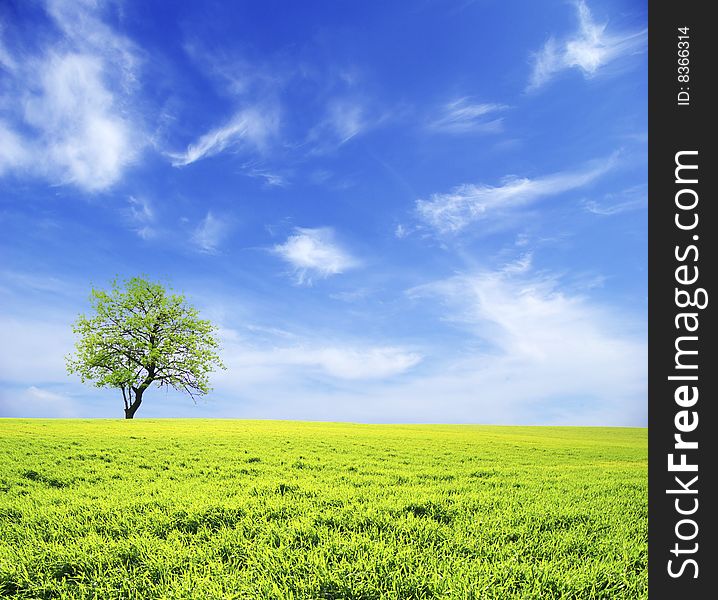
<box><xmin>0</xmin><ymin>420</ymin><xmax>647</xmax><ymax>599</ymax></box>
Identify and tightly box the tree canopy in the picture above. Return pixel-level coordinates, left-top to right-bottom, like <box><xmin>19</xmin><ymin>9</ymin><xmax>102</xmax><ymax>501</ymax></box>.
<box><xmin>66</xmin><ymin>277</ymin><xmax>224</xmax><ymax>418</ymax></box>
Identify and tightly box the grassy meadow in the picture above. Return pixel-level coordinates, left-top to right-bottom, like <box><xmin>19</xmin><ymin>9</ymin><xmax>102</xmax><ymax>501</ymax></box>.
<box><xmin>0</xmin><ymin>420</ymin><xmax>647</xmax><ymax>599</ymax></box>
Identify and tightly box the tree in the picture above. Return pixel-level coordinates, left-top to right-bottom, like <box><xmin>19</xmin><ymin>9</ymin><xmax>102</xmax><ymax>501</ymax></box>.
<box><xmin>66</xmin><ymin>277</ymin><xmax>224</xmax><ymax>419</ymax></box>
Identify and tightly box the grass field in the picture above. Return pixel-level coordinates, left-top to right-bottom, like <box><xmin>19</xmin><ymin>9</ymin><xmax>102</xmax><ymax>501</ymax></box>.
<box><xmin>0</xmin><ymin>419</ymin><xmax>647</xmax><ymax>599</ymax></box>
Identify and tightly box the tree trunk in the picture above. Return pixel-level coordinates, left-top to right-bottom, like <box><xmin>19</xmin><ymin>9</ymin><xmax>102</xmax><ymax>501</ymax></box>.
<box><xmin>124</xmin><ymin>390</ymin><xmax>143</xmax><ymax>419</ymax></box>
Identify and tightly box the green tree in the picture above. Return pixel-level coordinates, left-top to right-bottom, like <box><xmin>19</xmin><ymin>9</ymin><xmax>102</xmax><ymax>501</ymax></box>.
<box><xmin>66</xmin><ymin>277</ymin><xmax>224</xmax><ymax>419</ymax></box>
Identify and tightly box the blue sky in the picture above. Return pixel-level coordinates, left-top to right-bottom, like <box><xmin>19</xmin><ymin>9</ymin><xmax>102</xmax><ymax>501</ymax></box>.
<box><xmin>0</xmin><ymin>0</ymin><xmax>647</xmax><ymax>424</ymax></box>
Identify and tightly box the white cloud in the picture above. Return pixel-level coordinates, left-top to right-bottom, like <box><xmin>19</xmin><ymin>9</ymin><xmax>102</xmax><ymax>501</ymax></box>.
<box><xmin>273</xmin><ymin>227</ymin><xmax>359</xmax><ymax>284</ymax></box>
<box><xmin>330</xmin><ymin>288</ymin><xmax>371</xmax><ymax>303</ymax></box>
<box><xmin>0</xmin><ymin>270</ymin><xmax>69</xmax><ymax>295</ymax></box>
<box><xmin>416</xmin><ymin>155</ymin><xmax>616</xmax><ymax>234</ymax></box>
<box><xmin>180</xmin><ymin>39</ymin><xmax>283</xmax><ymax>100</ymax></box>
<box><xmin>127</xmin><ymin>195</ymin><xmax>153</xmax><ymax>222</ymax></box>
<box><xmin>192</xmin><ymin>211</ymin><xmax>230</xmax><ymax>253</ymax></box>
<box><xmin>307</xmin><ymin>99</ymin><xmax>375</xmax><ymax>153</ymax></box>
<box><xmin>428</xmin><ymin>98</ymin><xmax>507</xmax><ymax>134</ymax></box>
<box><xmin>528</xmin><ymin>0</ymin><xmax>646</xmax><ymax>91</ymax></box>
<box><xmin>242</xmin><ymin>164</ymin><xmax>289</xmax><ymax>187</ymax></box>
<box><xmin>302</xmin><ymin>346</ymin><xmax>421</xmax><ymax>379</ymax></box>
<box><xmin>0</xmin><ymin>24</ymin><xmax>17</xmax><ymax>71</ymax></box>
<box><xmin>28</xmin><ymin>53</ymin><xmax>136</xmax><ymax>190</ymax></box>
<box><xmin>195</xmin><ymin>269</ymin><xmax>645</xmax><ymax>423</ymax></box>
<box><xmin>126</xmin><ymin>195</ymin><xmax>155</xmax><ymax>239</ymax></box>
<box><xmin>402</xmin><ymin>265</ymin><xmax>646</xmax><ymax>424</ymax></box>
<box><xmin>0</xmin><ymin>121</ymin><xmax>30</xmax><ymax>175</ymax></box>
<box><xmin>218</xmin><ymin>343</ymin><xmax>421</xmax><ymax>382</ymax></box>
<box><xmin>500</xmin><ymin>252</ymin><xmax>533</xmax><ymax>275</ymax></box>
<box><xmin>45</xmin><ymin>0</ymin><xmax>140</xmax><ymax>78</ymax></box>
<box><xmin>326</xmin><ymin>100</ymin><xmax>365</xmax><ymax>143</ymax></box>
<box><xmin>583</xmin><ymin>184</ymin><xmax>646</xmax><ymax>215</ymax></box>
<box><xmin>168</xmin><ymin>106</ymin><xmax>279</xmax><ymax>167</ymax></box>
<box><xmin>0</xmin><ymin>275</ymin><xmax>643</xmax><ymax>424</ymax></box>
<box><xmin>0</xmin><ymin>0</ymin><xmax>143</xmax><ymax>191</ymax></box>
<box><xmin>0</xmin><ymin>386</ymin><xmax>78</xmax><ymax>418</ymax></box>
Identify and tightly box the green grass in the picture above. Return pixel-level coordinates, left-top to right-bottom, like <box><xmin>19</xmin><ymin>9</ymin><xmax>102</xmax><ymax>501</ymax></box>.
<box><xmin>0</xmin><ymin>419</ymin><xmax>647</xmax><ymax>599</ymax></box>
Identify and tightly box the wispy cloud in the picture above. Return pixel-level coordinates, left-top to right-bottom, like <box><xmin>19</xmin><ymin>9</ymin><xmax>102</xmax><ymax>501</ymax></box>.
<box><xmin>181</xmin><ymin>39</ymin><xmax>285</xmax><ymax>100</ymax></box>
<box><xmin>0</xmin><ymin>121</ymin><xmax>30</xmax><ymax>175</ymax></box>
<box><xmin>169</xmin><ymin>106</ymin><xmax>279</xmax><ymax>167</ymax></box>
<box><xmin>219</xmin><ymin>342</ymin><xmax>421</xmax><ymax>381</ymax></box>
<box><xmin>197</xmin><ymin>263</ymin><xmax>644</xmax><ymax>425</ymax></box>
<box><xmin>394</xmin><ymin>224</ymin><xmax>409</xmax><ymax>239</ymax></box>
<box><xmin>241</xmin><ymin>162</ymin><xmax>289</xmax><ymax>187</ymax></box>
<box><xmin>404</xmin><ymin>264</ymin><xmax>646</xmax><ymax>424</ymax></box>
<box><xmin>26</xmin><ymin>53</ymin><xmax>137</xmax><ymax>190</ymax></box>
<box><xmin>180</xmin><ymin>38</ymin><xmax>382</xmax><ymax>161</ymax></box>
<box><xmin>0</xmin><ymin>23</ymin><xmax>17</xmax><ymax>71</ymax></box>
<box><xmin>126</xmin><ymin>195</ymin><xmax>155</xmax><ymax>239</ymax></box>
<box><xmin>298</xmin><ymin>346</ymin><xmax>420</xmax><ymax>379</ymax></box>
<box><xmin>427</xmin><ymin>98</ymin><xmax>508</xmax><ymax>134</ymax></box>
<box><xmin>325</xmin><ymin>100</ymin><xmax>366</xmax><ymax>143</ymax></box>
<box><xmin>582</xmin><ymin>183</ymin><xmax>646</xmax><ymax>215</ymax></box>
<box><xmin>0</xmin><ymin>386</ymin><xmax>78</xmax><ymax>418</ymax></box>
<box><xmin>192</xmin><ymin>211</ymin><xmax>230</xmax><ymax>253</ymax></box>
<box><xmin>44</xmin><ymin>0</ymin><xmax>140</xmax><ymax>77</ymax></box>
<box><xmin>329</xmin><ymin>288</ymin><xmax>371</xmax><ymax>303</ymax></box>
<box><xmin>273</xmin><ymin>227</ymin><xmax>359</xmax><ymax>284</ymax></box>
<box><xmin>500</xmin><ymin>252</ymin><xmax>533</xmax><ymax>275</ymax></box>
<box><xmin>416</xmin><ymin>154</ymin><xmax>616</xmax><ymax>234</ymax></box>
<box><xmin>306</xmin><ymin>99</ymin><xmax>378</xmax><ymax>153</ymax></box>
<box><xmin>0</xmin><ymin>0</ymin><xmax>143</xmax><ymax>191</ymax></box>
<box><xmin>0</xmin><ymin>270</ymin><xmax>70</xmax><ymax>296</ymax></box>
<box><xmin>527</xmin><ymin>0</ymin><xmax>646</xmax><ymax>91</ymax></box>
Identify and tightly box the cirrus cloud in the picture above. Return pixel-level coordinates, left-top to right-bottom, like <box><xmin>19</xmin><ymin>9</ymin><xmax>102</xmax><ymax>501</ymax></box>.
<box><xmin>416</xmin><ymin>154</ymin><xmax>617</xmax><ymax>234</ymax></box>
<box><xmin>427</xmin><ymin>97</ymin><xmax>508</xmax><ymax>134</ymax></box>
<box><xmin>403</xmin><ymin>262</ymin><xmax>646</xmax><ymax>424</ymax></box>
<box><xmin>168</xmin><ymin>106</ymin><xmax>280</xmax><ymax>167</ymax></box>
<box><xmin>192</xmin><ymin>211</ymin><xmax>231</xmax><ymax>254</ymax></box>
<box><xmin>527</xmin><ymin>0</ymin><xmax>646</xmax><ymax>91</ymax></box>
